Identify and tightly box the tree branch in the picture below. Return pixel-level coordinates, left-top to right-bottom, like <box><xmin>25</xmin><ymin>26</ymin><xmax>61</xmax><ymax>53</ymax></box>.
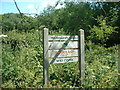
<box><xmin>13</xmin><ymin>0</ymin><xmax>23</xmax><ymax>16</ymax></box>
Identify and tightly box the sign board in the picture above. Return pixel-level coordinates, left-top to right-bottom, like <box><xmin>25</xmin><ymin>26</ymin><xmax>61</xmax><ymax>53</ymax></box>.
<box><xmin>48</xmin><ymin>41</ymin><xmax>78</xmax><ymax>49</ymax></box>
<box><xmin>49</xmin><ymin>35</ymin><xmax>78</xmax><ymax>40</ymax></box>
<box><xmin>49</xmin><ymin>57</ymin><xmax>78</xmax><ymax>64</ymax></box>
<box><xmin>48</xmin><ymin>36</ymin><xmax>78</xmax><ymax>63</ymax></box>
<box><xmin>43</xmin><ymin>28</ymin><xmax>85</xmax><ymax>86</ymax></box>
<box><xmin>49</xmin><ymin>49</ymin><xmax>78</xmax><ymax>58</ymax></box>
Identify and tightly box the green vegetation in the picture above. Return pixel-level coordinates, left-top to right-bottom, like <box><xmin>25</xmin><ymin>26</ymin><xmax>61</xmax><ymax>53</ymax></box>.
<box><xmin>1</xmin><ymin>1</ymin><xmax>120</xmax><ymax>88</ymax></box>
<box><xmin>2</xmin><ymin>30</ymin><xmax>118</xmax><ymax>88</ymax></box>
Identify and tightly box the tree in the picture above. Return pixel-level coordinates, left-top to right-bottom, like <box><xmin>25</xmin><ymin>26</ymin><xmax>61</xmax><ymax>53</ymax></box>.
<box><xmin>2</xmin><ymin>13</ymin><xmax>38</xmax><ymax>32</ymax></box>
<box><xmin>89</xmin><ymin>16</ymin><xmax>118</xmax><ymax>45</ymax></box>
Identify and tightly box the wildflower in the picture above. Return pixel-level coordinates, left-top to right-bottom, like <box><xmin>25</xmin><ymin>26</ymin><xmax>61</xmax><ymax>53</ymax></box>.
<box><xmin>92</xmin><ymin>75</ymin><xmax>95</xmax><ymax>78</ymax></box>
<box><xmin>106</xmin><ymin>66</ymin><xmax>110</xmax><ymax>69</ymax></box>
<box><xmin>0</xmin><ymin>34</ymin><xmax>8</xmax><ymax>38</ymax></box>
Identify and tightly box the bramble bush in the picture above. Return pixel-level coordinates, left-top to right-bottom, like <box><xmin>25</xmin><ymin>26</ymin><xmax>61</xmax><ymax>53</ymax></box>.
<box><xmin>2</xmin><ymin>30</ymin><xmax>43</xmax><ymax>88</ymax></box>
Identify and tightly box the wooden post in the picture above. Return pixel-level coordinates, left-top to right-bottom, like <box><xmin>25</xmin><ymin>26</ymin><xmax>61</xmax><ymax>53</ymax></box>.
<box><xmin>0</xmin><ymin>38</ymin><xmax>2</xmax><ymax>88</ymax></box>
<box><xmin>43</xmin><ymin>28</ymin><xmax>49</xmax><ymax>85</ymax></box>
<box><xmin>118</xmin><ymin>45</ymin><xmax>120</xmax><ymax>89</ymax></box>
<box><xmin>78</xmin><ymin>29</ymin><xmax>85</xmax><ymax>86</ymax></box>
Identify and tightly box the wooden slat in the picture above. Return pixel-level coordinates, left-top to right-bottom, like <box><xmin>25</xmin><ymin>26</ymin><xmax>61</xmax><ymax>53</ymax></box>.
<box><xmin>48</xmin><ymin>41</ymin><xmax>78</xmax><ymax>49</ymax></box>
<box><xmin>49</xmin><ymin>57</ymin><xmax>78</xmax><ymax>64</ymax></box>
<box><xmin>49</xmin><ymin>35</ymin><xmax>78</xmax><ymax>40</ymax></box>
<box><xmin>49</xmin><ymin>49</ymin><xmax>78</xmax><ymax>58</ymax></box>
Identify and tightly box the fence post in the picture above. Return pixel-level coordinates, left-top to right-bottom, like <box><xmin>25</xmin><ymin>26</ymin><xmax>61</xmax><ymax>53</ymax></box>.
<box><xmin>78</xmin><ymin>29</ymin><xmax>85</xmax><ymax>86</ymax></box>
<box><xmin>0</xmin><ymin>38</ymin><xmax>2</xmax><ymax>88</ymax></box>
<box><xmin>118</xmin><ymin>45</ymin><xmax>120</xmax><ymax>88</ymax></box>
<box><xmin>43</xmin><ymin>28</ymin><xmax>49</xmax><ymax>86</ymax></box>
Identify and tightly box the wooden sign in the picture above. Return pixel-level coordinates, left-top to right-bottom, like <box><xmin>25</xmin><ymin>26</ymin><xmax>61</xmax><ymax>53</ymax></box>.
<box><xmin>48</xmin><ymin>41</ymin><xmax>78</xmax><ymax>49</ymax></box>
<box><xmin>43</xmin><ymin>28</ymin><xmax>85</xmax><ymax>86</ymax></box>
<box><xmin>49</xmin><ymin>35</ymin><xmax>78</xmax><ymax>40</ymax></box>
<box><xmin>49</xmin><ymin>49</ymin><xmax>78</xmax><ymax>58</ymax></box>
<box><xmin>49</xmin><ymin>57</ymin><xmax>78</xmax><ymax>64</ymax></box>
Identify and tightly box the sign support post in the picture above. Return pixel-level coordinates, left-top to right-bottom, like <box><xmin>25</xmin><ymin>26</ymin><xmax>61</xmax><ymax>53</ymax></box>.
<box><xmin>43</xmin><ymin>28</ymin><xmax>85</xmax><ymax>86</ymax></box>
<box><xmin>118</xmin><ymin>45</ymin><xmax>120</xmax><ymax>88</ymax></box>
<box><xmin>78</xmin><ymin>29</ymin><xmax>85</xmax><ymax>86</ymax></box>
<box><xmin>43</xmin><ymin>28</ymin><xmax>49</xmax><ymax>85</ymax></box>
